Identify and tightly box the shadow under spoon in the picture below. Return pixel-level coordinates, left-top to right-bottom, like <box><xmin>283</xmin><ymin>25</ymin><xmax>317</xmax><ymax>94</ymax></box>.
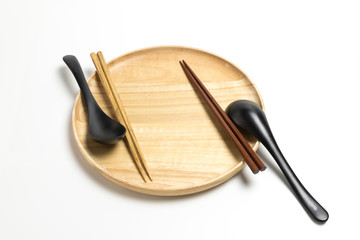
<box><xmin>226</xmin><ymin>100</ymin><xmax>328</xmax><ymax>223</ymax></box>
<box><xmin>63</xmin><ymin>55</ymin><xmax>126</xmax><ymax>144</ymax></box>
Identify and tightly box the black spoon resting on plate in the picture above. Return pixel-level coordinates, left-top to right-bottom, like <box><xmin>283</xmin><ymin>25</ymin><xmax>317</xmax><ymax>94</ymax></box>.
<box><xmin>63</xmin><ymin>55</ymin><xmax>126</xmax><ymax>144</ymax></box>
<box><xmin>226</xmin><ymin>100</ymin><xmax>328</xmax><ymax>223</ymax></box>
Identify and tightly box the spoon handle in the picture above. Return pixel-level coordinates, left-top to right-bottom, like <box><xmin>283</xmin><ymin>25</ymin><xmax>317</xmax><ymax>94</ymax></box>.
<box><xmin>262</xmin><ymin>133</ymin><xmax>329</xmax><ymax>222</ymax></box>
<box><xmin>63</xmin><ymin>55</ymin><xmax>96</xmax><ymax>108</ymax></box>
<box><xmin>226</xmin><ymin>100</ymin><xmax>328</xmax><ymax>222</ymax></box>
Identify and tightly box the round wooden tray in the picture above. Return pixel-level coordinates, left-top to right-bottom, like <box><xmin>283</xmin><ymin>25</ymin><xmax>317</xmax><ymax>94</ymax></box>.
<box><xmin>72</xmin><ymin>46</ymin><xmax>264</xmax><ymax>196</ymax></box>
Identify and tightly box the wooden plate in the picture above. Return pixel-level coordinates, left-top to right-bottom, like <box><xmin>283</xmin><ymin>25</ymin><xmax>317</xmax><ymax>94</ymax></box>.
<box><xmin>72</xmin><ymin>46</ymin><xmax>264</xmax><ymax>196</ymax></box>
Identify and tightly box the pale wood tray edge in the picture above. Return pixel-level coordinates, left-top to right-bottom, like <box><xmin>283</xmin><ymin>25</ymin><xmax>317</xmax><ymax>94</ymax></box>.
<box><xmin>71</xmin><ymin>46</ymin><xmax>265</xmax><ymax>196</ymax></box>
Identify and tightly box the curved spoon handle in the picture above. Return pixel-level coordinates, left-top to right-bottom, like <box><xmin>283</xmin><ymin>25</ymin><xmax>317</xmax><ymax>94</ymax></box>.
<box><xmin>263</xmin><ymin>134</ymin><xmax>329</xmax><ymax>222</ymax></box>
<box><xmin>226</xmin><ymin>100</ymin><xmax>328</xmax><ymax>222</ymax></box>
<box><xmin>63</xmin><ymin>55</ymin><xmax>96</xmax><ymax>107</ymax></box>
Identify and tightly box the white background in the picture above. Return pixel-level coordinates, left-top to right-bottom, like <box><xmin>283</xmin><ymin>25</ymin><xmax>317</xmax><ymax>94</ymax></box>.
<box><xmin>1</xmin><ymin>0</ymin><xmax>359</xmax><ymax>239</ymax></box>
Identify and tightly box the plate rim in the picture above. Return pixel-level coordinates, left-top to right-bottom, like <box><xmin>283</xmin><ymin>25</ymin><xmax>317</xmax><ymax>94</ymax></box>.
<box><xmin>71</xmin><ymin>45</ymin><xmax>264</xmax><ymax>196</ymax></box>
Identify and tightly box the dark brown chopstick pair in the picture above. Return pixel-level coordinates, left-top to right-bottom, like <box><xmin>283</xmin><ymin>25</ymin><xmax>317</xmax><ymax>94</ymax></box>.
<box><xmin>179</xmin><ymin>60</ymin><xmax>266</xmax><ymax>174</ymax></box>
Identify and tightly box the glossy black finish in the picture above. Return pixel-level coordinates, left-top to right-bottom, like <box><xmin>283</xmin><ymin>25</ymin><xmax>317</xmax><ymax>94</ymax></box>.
<box><xmin>226</xmin><ymin>100</ymin><xmax>328</xmax><ymax>222</ymax></box>
<box><xmin>63</xmin><ymin>55</ymin><xmax>126</xmax><ymax>144</ymax></box>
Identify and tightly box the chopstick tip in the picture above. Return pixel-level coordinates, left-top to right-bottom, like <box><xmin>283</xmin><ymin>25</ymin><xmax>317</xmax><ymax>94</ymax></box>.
<box><xmin>90</xmin><ymin>52</ymin><xmax>97</xmax><ymax>59</ymax></box>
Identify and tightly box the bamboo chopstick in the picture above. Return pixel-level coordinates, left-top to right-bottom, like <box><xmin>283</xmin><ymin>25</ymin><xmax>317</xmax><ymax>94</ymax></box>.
<box><xmin>90</xmin><ymin>51</ymin><xmax>152</xmax><ymax>182</ymax></box>
<box><xmin>179</xmin><ymin>60</ymin><xmax>266</xmax><ymax>174</ymax></box>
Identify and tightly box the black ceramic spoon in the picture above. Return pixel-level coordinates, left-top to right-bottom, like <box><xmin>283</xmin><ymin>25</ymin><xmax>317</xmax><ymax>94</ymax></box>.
<box><xmin>63</xmin><ymin>55</ymin><xmax>126</xmax><ymax>144</ymax></box>
<box><xmin>226</xmin><ymin>100</ymin><xmax>328</xmax><ymax>222</ymax></box>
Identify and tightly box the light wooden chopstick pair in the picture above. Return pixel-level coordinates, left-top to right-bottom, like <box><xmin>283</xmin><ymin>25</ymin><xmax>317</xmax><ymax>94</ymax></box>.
<box><xmin>90</xmin><ymin>51</ymin><xmax>152</xmax><ymax>182</ymax></box>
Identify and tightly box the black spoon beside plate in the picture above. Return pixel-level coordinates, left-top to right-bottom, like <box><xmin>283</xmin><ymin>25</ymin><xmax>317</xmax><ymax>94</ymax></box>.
<box><xmin>226</xmin><ymin>100</ymin><xmax>329</xmax><ymax>223</ymax></box>
<box><xmin>63</xmin><ymin>55</ymin><xmax>126</xmax><ymax>144</ymax></box>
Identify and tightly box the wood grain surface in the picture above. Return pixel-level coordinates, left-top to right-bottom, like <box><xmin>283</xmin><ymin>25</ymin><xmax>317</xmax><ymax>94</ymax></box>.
<box><xmin>72</xmin><ymin>46</ymin><xmax>264</xmax><ymax>196</ymax></box>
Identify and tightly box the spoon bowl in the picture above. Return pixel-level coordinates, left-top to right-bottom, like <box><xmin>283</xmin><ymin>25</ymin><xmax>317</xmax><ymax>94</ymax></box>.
<box><xmin>226</xmin><ymin>100</ymin><xmax>328</xmax><ymax>223</ymax></box>
<box><xmin>63</xmin><ymin>55</ymin><xmax>126</xmax><ymax>144</ymax></box>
